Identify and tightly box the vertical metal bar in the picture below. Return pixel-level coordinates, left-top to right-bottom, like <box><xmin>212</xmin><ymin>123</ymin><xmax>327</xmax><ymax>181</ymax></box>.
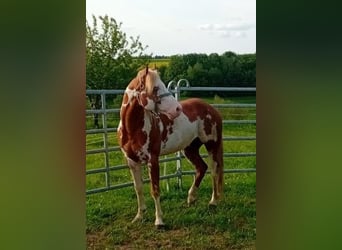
<box><xmin>174</xmin><ymin>86</ymin><xmax>183</xmax><ymax>189</ymax></box>
<box><xmin>163</xmin><ymin>157</ymin><xmax>170</xmax><ymax>192</ymax></box>
<box><xmin>101</xmin><ymin>92</ymin><xmax>110</xmax><ymax>189</ymax></box>
<box><xmin>174</xmin><ymin>79</ymin><xmax>189</xmax><ymax>190</ymax></box>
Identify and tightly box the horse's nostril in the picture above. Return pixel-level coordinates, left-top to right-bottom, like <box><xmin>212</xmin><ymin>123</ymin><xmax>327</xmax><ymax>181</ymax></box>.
<box><xmin>176</xmin><ymin>106</ymin><xmax>182</xmax><ymax>112</ymax></box>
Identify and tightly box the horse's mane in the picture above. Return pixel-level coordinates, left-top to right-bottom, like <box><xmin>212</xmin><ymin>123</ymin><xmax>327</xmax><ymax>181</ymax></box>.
<box><xmin>137</xmin><ymin>68</ymin><xmax>158</xmax><ymax>95</ymax></box>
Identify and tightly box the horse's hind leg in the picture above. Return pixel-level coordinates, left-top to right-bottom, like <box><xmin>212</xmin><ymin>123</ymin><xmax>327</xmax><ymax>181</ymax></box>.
<box><xmin>184</xmin><ymin>138</ymin><xmax>208</xmax><ymax>205</ymax></box>
<box><xmin>128</xmin><ymin>159</ymin><xmax>146</xmax><ymax>223</ymax></box>
<box><xmin>205</xmin><ymin>140</ymin><xmax>224</xmax><ymax>206</ymax></box>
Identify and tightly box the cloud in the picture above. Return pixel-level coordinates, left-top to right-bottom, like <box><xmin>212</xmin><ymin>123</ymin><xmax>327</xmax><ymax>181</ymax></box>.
<box><xmin>198</xmin><ymin>22</ymin><xmax>254</xmax><ymax>38</ymax></box>
<box><xmin>217</xmin><ymin>30</ymin><xmax>247</xmax><ymax>38</ymax></box>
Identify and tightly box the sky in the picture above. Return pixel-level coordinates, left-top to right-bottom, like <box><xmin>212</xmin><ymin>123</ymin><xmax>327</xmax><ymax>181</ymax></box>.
<box><xmin>86</xmin><ymin>0</ymin><xmax>255</xmax><ymax>56</ymax></box>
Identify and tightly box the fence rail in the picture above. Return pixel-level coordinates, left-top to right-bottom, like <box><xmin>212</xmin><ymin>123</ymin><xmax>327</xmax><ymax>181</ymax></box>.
<box><xmin>86</xmin><ymin>81</ymin><xmax>256</xmax><ymax>195</ymax></box>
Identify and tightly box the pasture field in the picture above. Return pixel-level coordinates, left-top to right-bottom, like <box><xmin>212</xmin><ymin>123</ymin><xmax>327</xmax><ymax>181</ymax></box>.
<box><xmin>148</xmin><ymin>58</ymin><xmax>170</xmax><ymax>68</ymax></box>
<box><xmin>86</xmin><ymin>95</ymin><xmax>256</xmax><ymax>249</ymax></box>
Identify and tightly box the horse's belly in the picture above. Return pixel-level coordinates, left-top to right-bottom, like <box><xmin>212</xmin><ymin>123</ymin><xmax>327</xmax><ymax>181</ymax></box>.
<box><xmin>160</xmin><ymin>116</ymin><xmax>197</xmax><ymax>155</ymax></box>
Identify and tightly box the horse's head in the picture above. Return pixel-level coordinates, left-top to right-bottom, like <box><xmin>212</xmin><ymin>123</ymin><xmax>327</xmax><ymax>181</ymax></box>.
<box><xmin>126</xmin><ymin>67</ymin><xmax>182</xmax><ymax>119</ymax></box>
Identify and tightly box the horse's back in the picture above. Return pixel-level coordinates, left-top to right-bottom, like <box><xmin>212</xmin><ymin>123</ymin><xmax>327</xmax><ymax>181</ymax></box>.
<box><xmin>180</xmin><ymin>98</ymin><xmax>222</xmax><ymax>125</ymax></box>
<box><xmin>180</xmin><ymin>98</ymin><xmax>222</xmax><ymax>143</ymax></box>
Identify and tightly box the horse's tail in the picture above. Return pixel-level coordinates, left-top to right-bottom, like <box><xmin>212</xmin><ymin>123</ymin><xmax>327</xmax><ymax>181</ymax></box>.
<box><xmin>217</xmin><ymin>138</ymin><xmax>224</xmax><ymax>197</ymax></box>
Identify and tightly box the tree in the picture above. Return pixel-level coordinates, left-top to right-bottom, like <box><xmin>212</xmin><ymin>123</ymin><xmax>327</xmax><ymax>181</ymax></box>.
<box><xmin>221</xmin><ymin>52</ymin><xmax>239</xmax><ymax>85</ymax></box>
<box><xmin>238</xmin><ymin>54</ymin><xmax>256</xmax><ymax>85</ymax></box>
<box><xmin>208</xmin><ymin>67</ymin><xmax>223</xmax><ymax>86</ymax></box>
<box><xmin>164</xmin><ymin>55</ymin><xmax>187</xmax><ymax>82</ymax></box>
<box><xmin>86</xmin><ymin>15</ymin><xmax>148</xmax><ymax>91</ymax></box>
<box><xmin>187</xmin><ymin>62</ymin><xmax>208</xmax><ymax>85</ymax></box>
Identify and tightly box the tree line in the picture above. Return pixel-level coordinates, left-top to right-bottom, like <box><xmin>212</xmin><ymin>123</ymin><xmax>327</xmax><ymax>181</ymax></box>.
<box><xmin>158</xmin><ymin>52</ymin><xmax>255</xmax><ymax>88</ymax></box>
<box><xmin>86</xmin><ymin>15</ymin><xmax>256</xmax><ymax>93</ymax></box>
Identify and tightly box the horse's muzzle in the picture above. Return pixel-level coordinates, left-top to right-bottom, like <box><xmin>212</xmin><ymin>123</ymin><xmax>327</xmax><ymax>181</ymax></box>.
<box><xmin>167</xmin><ymin>104</ymin><xmax>182</xmax><ymax>120</ymax></box>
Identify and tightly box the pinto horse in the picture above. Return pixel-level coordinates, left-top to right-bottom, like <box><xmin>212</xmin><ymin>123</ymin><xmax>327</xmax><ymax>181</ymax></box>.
<box><xmin>118</xmin><ymin>67</ymin><xmax>223</xmax><ymax>227</ymax></box>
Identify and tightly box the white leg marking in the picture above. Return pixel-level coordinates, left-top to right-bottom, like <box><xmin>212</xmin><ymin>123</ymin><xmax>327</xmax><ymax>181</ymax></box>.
<box><xmin>187</xmin><ymin>180</ymin><xmax>198</xmax><ymax>205</ymax></box>
<box><xmin>129</xmin><ymin>161</ymin><xmax>146</xmax><ymax>223</ymax></box>
<box><xmin>152</xmin><ymin>196</ymin><xmax>164</xmax><ymax>226</ymax></box>
<box><xmin>208</xmin><ymin>153</ymin><xmax>219</xmax><ymax>206</ymax></box>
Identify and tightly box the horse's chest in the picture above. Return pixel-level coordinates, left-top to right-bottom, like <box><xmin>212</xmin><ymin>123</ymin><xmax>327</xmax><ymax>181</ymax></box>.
<box><xmin>119</xmin><ymin>116</ymin><xmax>161</xmax><ymax>164</ymax></box>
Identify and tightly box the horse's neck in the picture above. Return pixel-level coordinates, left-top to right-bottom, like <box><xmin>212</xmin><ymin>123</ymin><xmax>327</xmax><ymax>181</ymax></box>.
<box><xmin>120</xmin><ymin>99</ymin><xmax>146</xmax><ymax>135</ymax></box>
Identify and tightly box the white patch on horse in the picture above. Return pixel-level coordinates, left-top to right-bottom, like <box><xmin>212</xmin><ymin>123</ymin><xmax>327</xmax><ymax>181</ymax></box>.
<box><xmin>144</xmin><ymin>97</ymin><xmax>155</xmax><ymax>111</ymax></box>
<box><xmin>198</xmin><ymin>118</ymin><xmax>217</xmax><ymax>142</ymax></box>
<box><xmin>158</xmin><ymin>119</ymin><xmax>164</xmax><ymax>133</ymax></box>
<box><xmin>127</xmin><ymin>157</ymin><xmax>140</xmax><ymax>169</ymax></box>
<box><xmin>117</xmin><ymin>120</ymin><xmax>122</xmax><ymax>139</ymax></box>
<box><xmin>122</xmin><ymin>88</ymin><xmax>139</xmax><ymax>107</ymax></box>
<box><xmin>187</xmin><ymin>184</ymin><xmax>198</xmax><ymax>204</ymax></box>
<box><xmin>160</xmin><ymin>113</ymin><xmax>198</xmax><ymax>155</ymax></box>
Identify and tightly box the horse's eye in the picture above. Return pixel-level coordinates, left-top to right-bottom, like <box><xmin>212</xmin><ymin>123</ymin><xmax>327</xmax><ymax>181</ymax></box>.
<box><xmin>153</xmin><ymin>87</ymin><xmax>159</xmax><ymax>92</ymax></box>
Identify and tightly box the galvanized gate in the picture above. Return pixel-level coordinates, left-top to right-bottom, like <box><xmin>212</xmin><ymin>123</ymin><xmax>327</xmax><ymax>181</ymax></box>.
<box><xmin>86</xmin><ymin>80</ymin><xmax>256</xmax><ymax>195</ymax></box>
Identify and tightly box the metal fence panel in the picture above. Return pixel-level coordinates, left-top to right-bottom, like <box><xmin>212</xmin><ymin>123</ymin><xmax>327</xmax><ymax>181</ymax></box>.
<box><xmin>86</xmin><ymin>81</ymin><xmax>255</xmax><ymax>195</ymax></box>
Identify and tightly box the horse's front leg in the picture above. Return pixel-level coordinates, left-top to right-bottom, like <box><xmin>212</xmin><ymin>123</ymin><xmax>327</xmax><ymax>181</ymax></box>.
<box><xmin>148</xmin><ymin>157</ymin><xmax>165</xmax><ymax>228</ymax></box>
<box><xmin>128</xmin><ymin>159</ymin><xmax>146</xmax><ymax>223</ymax></box>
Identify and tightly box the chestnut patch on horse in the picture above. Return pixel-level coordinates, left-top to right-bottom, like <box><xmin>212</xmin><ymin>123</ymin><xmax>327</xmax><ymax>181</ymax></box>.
<box><xmin>147</xmin><ymin>117</ymin><xmax>162</xmax><ymax>156</ymax></box>
<box><xmin>181</xmin><ymin>98</ymin><xmax>222</xmax><ymax>139</ymax></box>
<box><xmin>160</xmin><ymin>115</ymin><xmax>174</xmax><ymax>143</ymax></box>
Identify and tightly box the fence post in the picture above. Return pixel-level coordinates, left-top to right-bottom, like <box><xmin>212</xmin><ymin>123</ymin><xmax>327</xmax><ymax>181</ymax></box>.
<box><xmin>163</xmin><ymin>158</ymin><xmax>170</xmax><ymax>192</ymax></box>
<box><xmin>101</xmin><ymin>92</ymin><xmax>110</xmax><ymax>189</ymax></box>
<box><xmin>174</xmin><ymin>79</ymin><xmax>189</xmax><ymax>189</ymax></box>
<box><xmin>174</xmin><ymin>85</ymin><xmax>183</xmax><ymax>189</ymax></box>
<box><xmin>166</xmin><ymin>80</ymin><xmax>178</xmax><ymax>190</ymax></box>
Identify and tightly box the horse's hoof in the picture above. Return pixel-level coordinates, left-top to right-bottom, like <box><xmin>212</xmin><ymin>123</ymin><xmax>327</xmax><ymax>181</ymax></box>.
<box><xmin>209</xmin><ymin>199</ymin><xmax>218</xmax><ymax>206</ymax></box>
<box><xmin>208</xmin><ymin>202</ymin><xmax>218</xmax><ymax>208</ymax></box>
<box><xmin>187</xmin><ymin>201</ymin><xmax>195</xmax><ymax>207</ymax></box>
<box><xmin>187</xmin><ymin>197</ymin><xmax>197</xmax><ymax>206</ymax></box>
<box><xmin>155</xmin><ymin>224</ymin><xmax>166</xmax><ymax>230</ymax></box>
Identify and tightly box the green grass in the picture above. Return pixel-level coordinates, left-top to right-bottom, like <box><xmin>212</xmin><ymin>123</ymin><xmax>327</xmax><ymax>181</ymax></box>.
<box><xmin>87</xmin><ymin>174</ymin><xmax>255</xmax><ymax>249</ymax></box>
<box><xmin>86</xmin><ymin>95</ymin><xmax>256</xmax><ymax>249</ymax></box>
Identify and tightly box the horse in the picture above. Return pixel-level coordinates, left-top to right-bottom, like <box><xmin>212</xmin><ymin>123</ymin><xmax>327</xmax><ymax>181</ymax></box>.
<box><xmin>117</xmin><ymin>67</ymin><xmax>224</xmax><ymax>228</ymax></box>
